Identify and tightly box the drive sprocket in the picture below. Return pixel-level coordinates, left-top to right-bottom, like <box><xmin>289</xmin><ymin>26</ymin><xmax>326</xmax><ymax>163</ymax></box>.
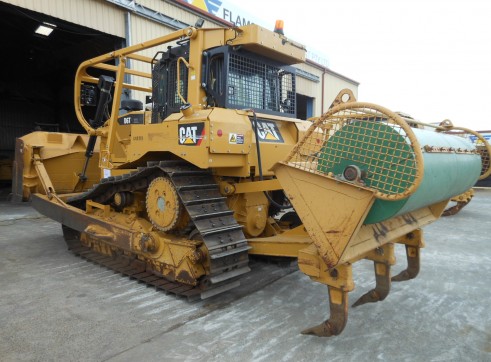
<box><xmin>146</xmin><ymin>176</ymin><xmax>184</xmax><ymax>231</ymax></box>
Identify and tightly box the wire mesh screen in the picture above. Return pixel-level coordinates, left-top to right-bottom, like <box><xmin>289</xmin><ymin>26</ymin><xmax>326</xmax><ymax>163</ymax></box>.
<box><xmin>168</xmin><ymin>59</ymin><xmax>188</xmax><ymax>108</ymax></box>
<box><xmin>151</xmin><ymin>57</ymin><xmax>189</xmax><ymax>122</ymax></box>
<box><xmin>439</xmin><ymin>128</ymin><xmax>491</xmax><ymax>179</ymax></box>
<box><xmin>151</xmin><ymin>62</ymin><xmax>165</xmax><ymax>123</ymax></box>
<box><xmin>285</xmin><ymin>105</ymin><xmax>421</xmax><ymax>200</ymax></box>
<box><xmin>478</xmin><ymin>145</ymin><xmax>490</xmax><ymax>177</ymax></box>
<box><xmin>227</xmin><ymin>53</ymin><xmax>295</xmax><ymax>116</ymax></box>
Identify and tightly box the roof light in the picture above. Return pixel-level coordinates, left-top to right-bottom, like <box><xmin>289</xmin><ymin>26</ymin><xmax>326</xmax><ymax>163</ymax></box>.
<box><xmin>35</xmin><ymin>22</ymin><xmax>56</xmax><ymax>37</ymax></box>
<box><xmin>194</xmin><ymin>18</ymin><xmax>205</xmax><ymax>29</ymax></box>
<box><xmin>274</xmin><ymin>20</ymin><xmax>284</xmax><ymax>35</ymax></box>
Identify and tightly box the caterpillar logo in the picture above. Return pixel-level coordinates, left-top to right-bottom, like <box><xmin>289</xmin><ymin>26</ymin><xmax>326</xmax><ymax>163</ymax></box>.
<box><xmin>253</xmin><ymin>120</ymin><xmax>284</xmax><ymax>143</ymax></box>
<box><xmin>178</xmin><ymin>123</ymin><xmax>205</xmax><ymax>146</ymax></box>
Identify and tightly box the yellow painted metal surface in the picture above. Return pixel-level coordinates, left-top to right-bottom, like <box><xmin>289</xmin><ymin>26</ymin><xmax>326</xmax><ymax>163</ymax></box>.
<box><xmin>298</xmin><ymin>244</ymin><xmax>355</xmax><ymax>291</ymax></box>
<box><xmin>220</xmin><ymin>179</ymin><xmax>282</xmax><ymax>195</ymax></box>
<box><xmin>15</xmin><ymin>132</ymin><xmax>100</xmax><ymax>200</ymax></box>
<box><xmin>223</xmin><ymin>24</ymin><xmax>306</xmax><ymax>65</ymax></box>
<box><xmin>273</xmin><ymin>163</ymin><xmax>376</xmax><ymax>268</ymax></box>
<box><xmin>340</xmin><ymin>201</ymin><xmax>447</xmax><ymax>264</ymax></box>
<box><xmin>227</xmin><ymin>191</ymin><xmax>269</xmax><ymax>237</ymax></box>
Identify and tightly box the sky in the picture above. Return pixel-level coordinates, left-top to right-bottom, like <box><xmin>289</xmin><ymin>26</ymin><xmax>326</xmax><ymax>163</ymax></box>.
<box><xmin>222</xmin><ymin>0</ymin><xmax>491</xmax><ymax>131</ymax></box>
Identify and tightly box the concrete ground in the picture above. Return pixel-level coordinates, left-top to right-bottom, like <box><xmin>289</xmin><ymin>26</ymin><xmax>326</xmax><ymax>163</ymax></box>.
<box><xmin>1</xmin><ymin>188</ymin><xmax>490</xmax><ymax>361</ymax></box>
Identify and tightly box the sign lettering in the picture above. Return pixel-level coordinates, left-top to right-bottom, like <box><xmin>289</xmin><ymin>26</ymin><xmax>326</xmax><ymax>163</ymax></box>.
<box><xmin>178</xmin><ymin>123</ymin><xmax>206</xmax><ymax>146</ymax></box>
<box><xmin>253</xmin><ymin>120</ymin><xmax>284</xmax><ymax>143</ymax></box>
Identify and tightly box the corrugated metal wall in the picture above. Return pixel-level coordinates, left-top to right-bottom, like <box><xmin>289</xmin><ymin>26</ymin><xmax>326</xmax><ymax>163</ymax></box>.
<box><xmin>294</xmin><ymin>63</ymin><xmax>323</xmax><ymax>116</ymax></box>
<box><xmin>4</xmin><ymin>0</ymin><xmax>125</xmax><ymax>37</ymax></box>
<box><xmin>323</xmin><ymin>72</ymin><xmax>359</xmax><ymax>112</ymax></box>
<box><xmin>139</xmin><ymin>0</ymin><xmax>224</xmax><ymax>28</ymax></box>
<box><xmin>129</xmin><ymin>14</ymin><xmax>174</xmax><ymax>101</ymax></box>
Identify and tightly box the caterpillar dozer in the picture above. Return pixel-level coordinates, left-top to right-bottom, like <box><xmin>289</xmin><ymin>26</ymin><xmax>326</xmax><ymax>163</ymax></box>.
<box><xmin>12</xmin><ymin>22</ymin><xmax>491</xmax><ymax>337</ymax></box>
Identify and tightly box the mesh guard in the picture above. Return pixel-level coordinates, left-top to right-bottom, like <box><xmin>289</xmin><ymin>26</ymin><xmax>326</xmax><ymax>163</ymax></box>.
<box><xmin>284</xmin><ymin>102</ymin><xmax>424</xmax><ymax>201</ymax></box>
<box><xmin>439</xmin><ymin>126</ymin><xmax>491</xmax><ymax>180</ymax></box>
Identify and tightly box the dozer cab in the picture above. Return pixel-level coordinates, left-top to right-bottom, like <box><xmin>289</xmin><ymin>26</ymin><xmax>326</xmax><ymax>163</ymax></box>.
<box><xmin>12</xmin><ymin>23</ymin><xmax>491</xmax><ymax>337</ymax></box>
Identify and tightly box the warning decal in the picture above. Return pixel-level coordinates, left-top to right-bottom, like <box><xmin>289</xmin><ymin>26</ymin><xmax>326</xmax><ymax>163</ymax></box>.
<box><xmin>229</xmin><ymin>133</ymin><xmax>244</xmax><ymax>144</ymax></box>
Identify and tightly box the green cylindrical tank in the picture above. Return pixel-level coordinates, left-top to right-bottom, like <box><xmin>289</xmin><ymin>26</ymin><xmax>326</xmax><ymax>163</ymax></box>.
<box><xmin>317</xmin><ymin>121</ymin><xmax>482</xmax><ymax>224</ymax></box>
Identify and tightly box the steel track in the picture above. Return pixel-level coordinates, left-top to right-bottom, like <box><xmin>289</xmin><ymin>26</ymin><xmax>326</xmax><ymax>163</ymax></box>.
<box><xmin>65</xmin><ymin>160</ymin><xmax>250</xmax><ymax>299</ymax></box>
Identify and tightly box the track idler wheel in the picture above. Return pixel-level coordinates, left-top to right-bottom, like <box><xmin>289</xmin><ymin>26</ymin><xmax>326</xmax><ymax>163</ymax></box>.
<box><xmin>301</xmin><ymin>287</ymin><xmax>348</xmax><ymax>337</ymax></box>
<box><xmin>146</xmin><ymin>176</ymin><xmax>188</xmax><ymax>232</ymax></box>
<box><xmin>112</xmin><ymin>191</ymin><xmax>134</xmax><ymax>210</ymax></box>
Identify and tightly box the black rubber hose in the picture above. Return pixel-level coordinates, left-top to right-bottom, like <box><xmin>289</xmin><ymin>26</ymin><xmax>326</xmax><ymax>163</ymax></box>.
<box><xmin>248</xmin><ymin>110</ymin><xmax>292</xmax><ymax>210</ymax></box>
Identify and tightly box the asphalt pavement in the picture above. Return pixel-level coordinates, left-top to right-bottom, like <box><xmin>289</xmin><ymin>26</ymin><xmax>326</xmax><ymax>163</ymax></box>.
<box><xmin>1</xmin><ymin>189</ymin><xmax>490</xmax><ymax>361</ymax></box>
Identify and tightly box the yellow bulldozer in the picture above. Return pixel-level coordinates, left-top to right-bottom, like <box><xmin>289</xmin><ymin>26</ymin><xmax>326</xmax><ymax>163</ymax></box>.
<box><xmin>12</xmin><ymin>23</ymin><xmax>491</xmax><ymax>337</ymax></box>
